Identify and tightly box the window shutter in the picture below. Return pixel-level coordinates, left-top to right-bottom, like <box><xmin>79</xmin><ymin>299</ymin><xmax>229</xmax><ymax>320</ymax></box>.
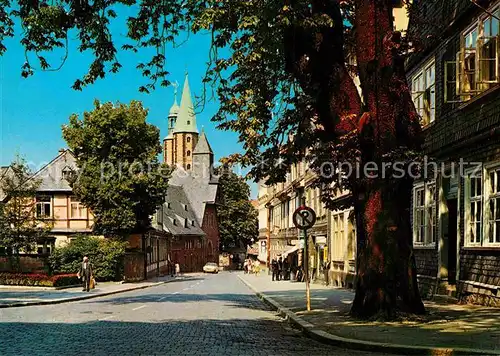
<box><xmin>465</xmin><ymin>176</ymin><xmax>472</xmax><ymax>244</ymax></box>
<box><xmin>444</xmin><ymin>60</ymin><xmax>461</xmax><ymax>103</ymax></box>
<box><xmin>476</xmin><ymin>36</ymin><xmax>483</xmax><ymax>88</ymax></box>
<box><xmin>457</xmin><ymin>50</ymin><xmax>464</xmax><ymax>96</ymax></box>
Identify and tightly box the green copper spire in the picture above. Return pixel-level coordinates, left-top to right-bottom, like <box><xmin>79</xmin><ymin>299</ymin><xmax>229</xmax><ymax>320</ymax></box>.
<box><xmin>173</xmin><ymin>72</ymin><xmax>198</xmax><ymax>133</ymax></box>
<box><xmin>169</xmin><ymin>80</ymin><xmax>180</xmax><ymax>116</ymax></box>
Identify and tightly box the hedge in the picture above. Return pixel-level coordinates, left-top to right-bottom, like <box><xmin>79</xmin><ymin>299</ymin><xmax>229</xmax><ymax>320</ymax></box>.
<box><xmin>49</xmin><ymin>235</ymin><xmax>127</xmax><ymax>281</ymax></box>
<box><xmin>0</xmin><ymin>272</ymin><xmax>80</xmax><ymax>287</ymax></box>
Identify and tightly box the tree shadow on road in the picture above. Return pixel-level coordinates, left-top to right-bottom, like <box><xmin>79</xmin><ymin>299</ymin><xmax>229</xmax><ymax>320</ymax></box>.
<box><xmin>85</xmin><ymin>292</ymin><xmax>273</xmax><ymax>312</ymax></box>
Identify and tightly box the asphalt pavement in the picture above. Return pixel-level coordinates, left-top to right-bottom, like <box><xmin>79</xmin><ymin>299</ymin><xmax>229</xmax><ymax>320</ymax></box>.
<box><xmin>0</xmin><ymin>272</ymin><xmax>391</xmax><ymax>356</ymax></box>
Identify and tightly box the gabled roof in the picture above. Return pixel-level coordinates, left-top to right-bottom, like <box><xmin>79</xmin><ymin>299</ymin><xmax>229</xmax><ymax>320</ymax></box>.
<box><xmin>31</xmin><ymin>149</ymin><xmax>77</xmax><ymax>192</ymax></box>
<box><xmin>173</xmin><ymin>73</ymin><xmax>198</xmax><ymax>134</ymax></box>
<box><xmin>193</xmin><ymin>130</ymin><xmax>213</xmax><ymax>155</ymax></box>
<box><xmin>162</xmin><ymin>185</ymin><xmax>205</xmax><ymax>236</ymax></box>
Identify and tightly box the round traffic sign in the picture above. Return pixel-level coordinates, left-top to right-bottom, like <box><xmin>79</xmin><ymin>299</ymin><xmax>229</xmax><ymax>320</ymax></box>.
<box><xmin>292</xmin><ymin>206</ymin><xmax>316</xmax><ymax>229</ymax></box>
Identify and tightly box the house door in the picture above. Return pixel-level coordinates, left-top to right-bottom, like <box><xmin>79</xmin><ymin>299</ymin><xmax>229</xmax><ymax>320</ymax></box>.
<box><xmin>447</xmin><ymin>199</ymin><xmax>458</xmax><ymax>285</ymax></box>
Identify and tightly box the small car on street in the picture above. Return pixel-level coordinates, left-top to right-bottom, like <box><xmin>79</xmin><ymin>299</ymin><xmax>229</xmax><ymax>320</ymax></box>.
<box><xmin>203</xmin><ymin>262</ymin><xmax>219</xmax><ymax>273</ymax></box>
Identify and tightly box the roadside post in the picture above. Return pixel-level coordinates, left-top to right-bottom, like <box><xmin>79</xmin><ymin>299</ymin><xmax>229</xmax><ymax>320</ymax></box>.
<box><xmin>292</xmin><ymin>199</ymin><xmax>316</xmax><ymax>311</ymax></box>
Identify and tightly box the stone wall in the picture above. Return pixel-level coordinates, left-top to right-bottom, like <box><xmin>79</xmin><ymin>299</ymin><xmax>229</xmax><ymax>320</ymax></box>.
<box><xmin>0</xmin><ymin>255</ymin><xmax>47</xmax><ymax>273</ymax></box>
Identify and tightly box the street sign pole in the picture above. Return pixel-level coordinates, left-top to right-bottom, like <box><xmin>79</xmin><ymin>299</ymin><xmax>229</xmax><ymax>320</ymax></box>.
<box><xmin>303</xmin><ymin>227</ymin><xmax>311</xmax><ymax>311</ymax></box>
<box><xmin>293</xmin><ymin>198</ymin><xmax>315</xmax><ymax>312</ymax></box>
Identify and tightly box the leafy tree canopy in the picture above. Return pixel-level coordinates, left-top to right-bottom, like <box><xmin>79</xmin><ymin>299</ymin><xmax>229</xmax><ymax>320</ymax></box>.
<box><xmin>215</xmin><ymin>165</ymin><xmax>258</xmax><ymax>251</ymax></box>
<box><xmin>62</xmin><ymin>100</ymin><xmax>171</xmax><ymax>237</ymax></box>
<box><xmin>2</xmin><ymin>0</ymin><xmax>366</xmax><ymax>183</ymax></box>
<box><xmin>0</xmin><ymin>155</ymin><xmax>52</xmax><ymax>254</ymax></box>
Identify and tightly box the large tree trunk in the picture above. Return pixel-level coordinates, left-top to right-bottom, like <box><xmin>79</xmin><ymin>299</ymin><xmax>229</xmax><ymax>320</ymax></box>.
<box><xmin>284</xmin><ymin>0</ymin><xmax>425</xmax><ymax>319</ymax></box>
<box><xmin>350</xmin><ymin>177</ymin><xmax>425</xmax><ymax>319</ymax></box>
<box><xmin>350</xmin><ymin>0</ymin><xmax>425</xmax><ymax>319</ymax></box>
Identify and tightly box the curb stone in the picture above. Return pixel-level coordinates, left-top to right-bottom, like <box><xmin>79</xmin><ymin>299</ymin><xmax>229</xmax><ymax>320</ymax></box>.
<box><xmin>238</xmin><ymin>275</ymin><xmax>500</xmax><ymax>356</ymax></box>
<box><xmin>0</xmin><ymin>278</ymin><xmax>178</xmax><ymax>309</ymax></box>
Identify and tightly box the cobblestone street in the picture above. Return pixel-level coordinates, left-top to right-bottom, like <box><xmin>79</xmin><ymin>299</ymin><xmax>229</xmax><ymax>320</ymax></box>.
<box><xmin>0</xmin><ymin>272</ymin><xmax>388</xmax><ymax>356</ymax></box>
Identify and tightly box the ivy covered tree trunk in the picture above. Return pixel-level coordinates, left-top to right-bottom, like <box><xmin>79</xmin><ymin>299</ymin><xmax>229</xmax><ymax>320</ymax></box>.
<box><xmin>349</xmin><ymin>0</ymin><xmax>425</xmax><ymax>318</ymax></box>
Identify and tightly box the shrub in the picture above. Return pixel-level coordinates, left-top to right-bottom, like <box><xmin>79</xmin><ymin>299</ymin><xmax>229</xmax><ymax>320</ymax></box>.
<box><xmin>49</xmin><ymin>235</ymin><xmax>127</xmax><ymax>281</ymax></box>
<box><xmin>51</xmin><ymin>274</ymin><xmax>81</xmax><ymax>287</ymax></box>
<box><xmin>0</xmin><ymin>272</ymin><xmax>79</xmax><ymax>287</ymax></box>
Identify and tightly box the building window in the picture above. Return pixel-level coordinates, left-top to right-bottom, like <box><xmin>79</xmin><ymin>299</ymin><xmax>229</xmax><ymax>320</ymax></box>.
<box><xmin>445</xmin><ymin>4</ymin><xmax>500</xmax><ymax>103</ymax></box>
<box><xmin>35</xmin><ymin>196</ymin><xmax>51</xmax><ymax>218</ymax></box>
<box><xmin>465</xmin><ymin>172</ymin><xmax>483</xmax><ymax>245</ymax></box>
<box><xmin>486</xmin><ymin>166</ymin><xmax>500</xmax><ymax>244</ymax></box>
<box><xmin>411</xmin><ymin>59</ymin><xmax>435</xmax><ymax>125</ymax></box>
<box><xmin>187</xmin><ymin>137</ymin><xmax>191</xmax><ymax>143</ymax></box>
<box><xmin>187</xmin><ymin>120</ymin><xmax>191</xmax><ymax>125</ymax></box>
<box><xmin>412</xmin><ymin>182</ymin><xmax>436</xmax><ymax>246</ymax></box>
<box><xmin>331</xmin><ymin>212</ymin><xmax>345</xmax><ymax>261</ymax></box>
<box><xmin>70</xmin><ymin>196</ymin><xmax>87</xmax><ymax>219</ymax></box>
<box><xmin>187</xmin><ymin>164</ymin><xmax>191</xmax><ymax>170</ymax></box>
<box><xmin>191</xmin><ymin>220</ymin><xmax>195</xmax><ymax>226</ymax></box>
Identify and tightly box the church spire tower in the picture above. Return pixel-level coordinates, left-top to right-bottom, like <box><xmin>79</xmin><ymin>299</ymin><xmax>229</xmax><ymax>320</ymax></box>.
<box><xmin>163</xmin><ymin>72</ymin><xmax>199</xmax><ymax>170</ymax></box>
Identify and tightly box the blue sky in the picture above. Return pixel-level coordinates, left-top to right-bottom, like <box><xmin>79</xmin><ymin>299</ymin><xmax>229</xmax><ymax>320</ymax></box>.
<box><xmin>0</xmin><ymin>11</ymin><xmax>258</xmax><ymax>198</ymax></box>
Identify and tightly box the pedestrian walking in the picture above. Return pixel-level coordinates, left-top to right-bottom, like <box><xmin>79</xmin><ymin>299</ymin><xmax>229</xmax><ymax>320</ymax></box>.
<box><xmin>283</xmin><ymin>258</ymin><xmax>289</xmax><ymax>280</ymax></box>
<box><xmin>271</xmin><ymin>258</ymin><xmax>278</xmax><ymax>281</ymax></box>
<box><xmin>175</xmin><ymin>263</ymin><xmax>180</xmax><ymax>276</ymax></box>
<box><xmin>277</xmin><ymin>256</ymin><xmax>283</xmax><ymax>281</ymax></box>
<box><xmin>77</xmin><ymin>256</ymin><xmax>93</xmax><ymax>292</ymax></box>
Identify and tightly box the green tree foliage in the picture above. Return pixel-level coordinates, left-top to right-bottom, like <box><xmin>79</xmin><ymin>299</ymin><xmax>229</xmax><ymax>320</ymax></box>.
<box><xmin>49</xmin><ymin>235</ymin><xmax>128</xmax><ymax>281</ymax></box>
<box><xmin>62</xmin><ymin>100</ymin><xmax>171</xmax><ymax>237</ymax></box>
<box><xmin>215</xmin><ymin>166</ymin><xmax>258</xmax><ymax>251</ymax></box>
<box><xmin>0</xmin><ymin>155</ymin><xmax>52</xmax><ymax>257</ymax></box>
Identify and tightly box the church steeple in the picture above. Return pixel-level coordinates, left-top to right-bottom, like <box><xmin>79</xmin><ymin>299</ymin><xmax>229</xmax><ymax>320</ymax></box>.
<box><xmin>163</xmin><ymin>72</ymin><xmax>200</xmax><ymax>170</ymax></box>
<box><xmin>173</xmin><ymin>73</ymin><xmax>198</xmax><ymax>134</ymax></box>
<box><xmin>166</xmin><ymin>81</ymin><xmax>180</xmax><ymax>139</ymax></box>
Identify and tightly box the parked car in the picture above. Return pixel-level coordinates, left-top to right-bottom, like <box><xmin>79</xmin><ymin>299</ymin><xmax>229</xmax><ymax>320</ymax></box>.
<box><xmin>203</xmin><ymin>262</ymin><xmax>219</xmax><ymax>273</ymax></box>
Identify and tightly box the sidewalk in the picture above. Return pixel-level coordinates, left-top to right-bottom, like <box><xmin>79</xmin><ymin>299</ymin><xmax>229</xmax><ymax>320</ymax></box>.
<box><xmin>239</xmin><ymin>273</ymin><xmax>500</xmax><ymax>355</ymax></box>
<box><xmin>0</xmin><ymin>274</ymin><xmax>181</xmax><ymax>308</ymax></box>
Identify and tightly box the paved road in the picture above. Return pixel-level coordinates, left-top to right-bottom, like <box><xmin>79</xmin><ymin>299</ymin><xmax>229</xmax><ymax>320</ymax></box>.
<box><xmin>0</xmin><ymin>272</ymin><xmax>387</xmax><ymax>355</ymax></box>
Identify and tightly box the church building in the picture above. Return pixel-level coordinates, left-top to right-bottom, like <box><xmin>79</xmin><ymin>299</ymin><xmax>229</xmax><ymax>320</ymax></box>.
<box><xmin>156</xmin><ymin>73</ymin><xmax>220</xmax><ymax>272</ymax></box>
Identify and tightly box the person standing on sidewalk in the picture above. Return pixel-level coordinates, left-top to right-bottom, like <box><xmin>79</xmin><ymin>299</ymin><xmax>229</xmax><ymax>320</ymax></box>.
<box><xmin>271</xmin><ymin>258</ymin><xmax>278</xmax><ymax>281</ymax></box>
<box><xmin>77</xmin><ymin>256</ymin><xmax>93</xmax><ymax>292</ymax></box>
<box><xmin>277</xmin><ymin>256</ymin><xmax>283</xmax><ymax>281</ymax></box>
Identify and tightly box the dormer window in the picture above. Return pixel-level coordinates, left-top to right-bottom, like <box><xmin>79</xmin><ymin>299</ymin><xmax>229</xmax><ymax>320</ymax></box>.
<box><xmin>184</xmin><ymin>218</ymin><xmax>189</xmax><ymax>228</ymax></box>
<box><xmin>62</xmin><ymin>166</ymin><xmax>73</xmax><ymax>181</ymax></box>
<box><xmin>191</xmin><ymin>220</ymin><xmax>195</xmax><ymax>226</ymax></box>
<box><xmin>184</xmin><ymin>204</ymin><xmax>188</xmax><ymax>211</ymax></box>
<box><xmin>167</xmin><ymin>202</ymin><xmax>171</xmax><ymax>209</ymax></box>
<box><xmin>173</xmin><ymin>218</ymin><xmax>177</xmax><ymax>225</ymax></box>
<box><xmin>187</xmin><ymin>120</ymin><xmax>191</xmax><ymax>125</ymax></box>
